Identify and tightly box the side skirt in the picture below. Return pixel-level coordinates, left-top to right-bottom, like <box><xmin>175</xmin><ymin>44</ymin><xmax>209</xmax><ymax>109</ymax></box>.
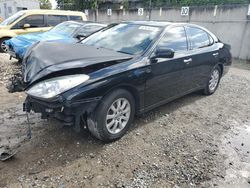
<box><xmin>139</xmin><ymin>86</ymin><xmax>205</xmax><ymax>114</ymax></box>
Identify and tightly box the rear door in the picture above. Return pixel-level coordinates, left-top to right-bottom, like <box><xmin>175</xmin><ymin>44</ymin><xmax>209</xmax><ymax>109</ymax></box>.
<box><xmin>47</xmin><ymin>15</ymin><xmax>68</xmax><ymax>27</ymax></box>
<box><xmin>185</xmin><ymin>26</ymin><xmax>219</xmax><ymax>88</ymax></box>
<box><xmin>144</xmin><ymin>26</ymin><xmax>194</xmax><ymax>109</ymax></box>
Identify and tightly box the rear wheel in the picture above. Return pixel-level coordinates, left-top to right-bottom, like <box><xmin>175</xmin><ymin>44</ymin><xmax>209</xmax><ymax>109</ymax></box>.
<box><xmin>0</xmin><ymin>37</ymin><xmax>10</xmax><ymax>53</ymax></box>
<box><xmin>203</xmin><ymin>66</ymin><xmax>221</xmax><ymax>95</ymax></box>
<box><xmin>87</xmin><ymin>89</ymin><xmax>135</xmax><ymax>142</ymax></box>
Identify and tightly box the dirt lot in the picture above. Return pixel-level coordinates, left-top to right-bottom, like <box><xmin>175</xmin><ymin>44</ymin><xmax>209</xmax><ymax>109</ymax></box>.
<box><xmin>0</xmin><ymin>54</ymin><xmax>249</xmax><ymax>188</ymax></box>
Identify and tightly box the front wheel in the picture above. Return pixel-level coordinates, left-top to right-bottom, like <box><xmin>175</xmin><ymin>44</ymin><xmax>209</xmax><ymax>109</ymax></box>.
<box><xmin>203</xmin><ymin>66</ymin><xmax>221</xmax><ymax>95</ymax></box>
<box><xmin>0</xmin><ymin>37</ymin><xmax>10</xmax><ymax>53</ymax></box>
<box><xmin>87</xmin><ymin>89</ymin><xmax>135</xmax><ymax>142</ymax></box>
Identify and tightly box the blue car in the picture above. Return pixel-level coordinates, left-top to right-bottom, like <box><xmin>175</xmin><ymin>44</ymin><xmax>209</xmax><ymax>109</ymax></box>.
<box><xmin>5</xmin><ymin>21</ymin><xmax>106</xmax><ymax>60</ymax></box>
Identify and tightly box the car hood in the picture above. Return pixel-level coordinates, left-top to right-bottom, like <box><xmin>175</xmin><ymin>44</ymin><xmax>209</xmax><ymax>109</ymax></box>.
<box><xmin>24</xmin><ymin>42</ymin><xmax>133</xmax><ymax>85</ymax></box>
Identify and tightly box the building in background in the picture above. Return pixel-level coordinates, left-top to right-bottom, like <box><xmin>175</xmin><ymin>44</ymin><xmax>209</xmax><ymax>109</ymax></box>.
<box><xmin>0</xmin><ymin>0</ymin><xmax>40</xmax><ymax>20</ymax></box>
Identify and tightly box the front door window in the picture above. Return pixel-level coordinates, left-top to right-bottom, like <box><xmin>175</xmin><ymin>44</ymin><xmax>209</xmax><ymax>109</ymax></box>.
<box><xmin>12</xmin><ymin>15</ymin><xmax>45</xmax><ymax>29</ymax></box>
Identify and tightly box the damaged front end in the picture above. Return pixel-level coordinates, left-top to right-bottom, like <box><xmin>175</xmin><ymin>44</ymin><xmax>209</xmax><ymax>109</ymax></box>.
<box><xmin>6</xmin><ymin>42</ymin><xmax>40</xmax><ymax>93</ymax></box>
<box><xmin>24</xmin><ymin>95</ymin><xmax>101</xmax><ymax>130</ymax></box>
<box><xmin>21</xmin><ymin>41</ymin><xmax>133</xmax><ymax>129</ymax></box>
<box><xmin>23</xmin><ymin>73</ymin><xmax>97</xmax><ymax>129</ymax></box>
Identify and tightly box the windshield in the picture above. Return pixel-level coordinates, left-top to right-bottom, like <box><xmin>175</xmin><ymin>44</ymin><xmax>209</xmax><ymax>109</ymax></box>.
<box><xmin>82</xmin><ymin>23</ymin><xmax>162</xmax><ymax>55</ymax></box>
<box><xmin>49</xmin><ymin>22</ymin><xmax>82</xmax><ymax>36</ymax></box>
<box><xmin>0</xmin><ymin>11</ymin><xmax>25</xmax><ymax>26</ymax></box>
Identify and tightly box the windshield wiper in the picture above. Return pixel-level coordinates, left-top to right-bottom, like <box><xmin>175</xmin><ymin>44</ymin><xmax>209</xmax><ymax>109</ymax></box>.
<box><xmin>117</xmin><ymin>50</ymin><xmax>133</xmax><ymax>55</ymax></box>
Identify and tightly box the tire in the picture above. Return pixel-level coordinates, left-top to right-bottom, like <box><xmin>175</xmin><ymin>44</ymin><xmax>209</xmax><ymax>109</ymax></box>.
<box><xmin>203</xmin><ymin>66</ymin><xmax>221</xmax><ymax>95</ymax></box>
<box><xmin>0</xmin><ymin>37</ymin><xmax>11</xmax><ymax>53</ymax></box>
<box><xmin>87</xmin><ymin>89</ymin><xmax>135</xmax><ymax>142</ymax></box>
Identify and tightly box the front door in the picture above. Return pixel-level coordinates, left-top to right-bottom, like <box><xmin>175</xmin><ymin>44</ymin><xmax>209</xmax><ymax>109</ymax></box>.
<box><xmin>144</xmin><ymin>26</ymin><xmax>194</xmax><ymax>109</ymax></box>
<box><xmin>11</xmin><ymin>15</ymin><xmax>50</xmax><ymax>35</ymax></box>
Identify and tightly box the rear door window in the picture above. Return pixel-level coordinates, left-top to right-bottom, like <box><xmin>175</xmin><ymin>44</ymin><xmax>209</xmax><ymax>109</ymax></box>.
<box><xmin>186</xmin><ymin>27</ymin><xmax>210</xmax><ymax>49</ymax></box>
<box><xmin>47</xmin><ymin>15</ymin><xmax>68</xmax><ymax>26</ymax></box>
<box><xmin>158</xmin><ymin>26</ymin><xmax>188</xmax><ymax>52</ymax></box>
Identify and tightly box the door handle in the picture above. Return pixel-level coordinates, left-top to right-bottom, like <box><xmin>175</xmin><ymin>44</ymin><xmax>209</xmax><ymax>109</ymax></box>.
<box><xmin>183</xmin><ymin>58</ymin><xmax>192</xmax><ymax>64</ymax></box>
<box><xmin>213</xmin><ymin>52</ymin><xmax>219</xmax><ymax>57</ymax></box>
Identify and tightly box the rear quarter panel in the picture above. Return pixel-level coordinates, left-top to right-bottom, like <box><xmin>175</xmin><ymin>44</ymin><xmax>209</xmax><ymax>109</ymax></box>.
<box><xmin>218</xmin><ymin>42</ymin><xmax>232</xmax><ymax>76</ymax></box>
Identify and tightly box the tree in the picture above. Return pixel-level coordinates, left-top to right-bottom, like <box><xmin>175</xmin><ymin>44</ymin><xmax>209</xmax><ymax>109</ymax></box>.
<box><xmin>56</xmin><ymin>0</ymin><xmax>98</xmax><ymax>11</ymax></box>
<box><xmin>40</xmin><ymin>0</ymin><xmax>52</xmax><ymax>9</ymax></box>
<box><xmin>142</xmin><ymin>0</ymin><xmax>250</xmax><ymax>7</ymax></box>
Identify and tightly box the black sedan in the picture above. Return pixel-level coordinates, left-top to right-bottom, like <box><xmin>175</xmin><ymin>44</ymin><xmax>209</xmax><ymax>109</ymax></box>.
<box><xmin>23</xmin><ymin>21</ymin><xmax>232</xmax><ymax>141</ymax></box>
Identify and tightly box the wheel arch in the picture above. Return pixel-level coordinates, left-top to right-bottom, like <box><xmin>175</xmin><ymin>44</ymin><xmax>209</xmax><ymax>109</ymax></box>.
<box><xmin>0</xmin><ymin>36</ymin><xmax>12</xmax><ymax>39</ymax></box>
<box><xmin>217</xmin><ymin>63</ymin><xmax>224</xmax><ymax>76</ymax></box>
<box><xmin>0</xmin><ymin>36</ymin><xmax>12</xmax><ymax>44</ymax></box>
<box><xmin>0</xmin><ymin>29</ymin><xmax>16</xmax><ymax>39</ymax></box>
<box><xmin>0</xmin><ymin>30</ymin><xmax>17</xmax><ymax>40</ymax></box>
<box><xmin>102</xmin><ymin>84</ymin><xmax>141</xmax><ymax>114</ymax></box>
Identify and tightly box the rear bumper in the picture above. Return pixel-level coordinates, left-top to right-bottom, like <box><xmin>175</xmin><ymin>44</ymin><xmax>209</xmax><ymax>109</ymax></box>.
<box><xmin>23</xmin><ymin>96</ymin><xmax>101</xmax><ymax>126</ymax></box>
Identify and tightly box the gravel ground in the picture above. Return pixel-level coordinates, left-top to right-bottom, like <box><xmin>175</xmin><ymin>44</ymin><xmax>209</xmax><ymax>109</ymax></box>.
<box><xmin>0</xmin><ymin>54</ymin><xmax>250</xmax><ymax>188</ymax></box>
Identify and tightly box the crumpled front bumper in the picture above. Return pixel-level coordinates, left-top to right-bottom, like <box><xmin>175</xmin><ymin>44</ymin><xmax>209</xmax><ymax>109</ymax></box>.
<box><xmin>23</xmin><ymin>95</ymin><xmax>101</xmax><ymax>127</ymax></box>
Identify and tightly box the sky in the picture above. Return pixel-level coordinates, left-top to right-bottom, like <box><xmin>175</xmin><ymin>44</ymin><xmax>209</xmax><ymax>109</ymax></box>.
<box><xmin>50</xmin><ymin>0</ymin><xmax>57</xmax><ymax>9</ymax></box>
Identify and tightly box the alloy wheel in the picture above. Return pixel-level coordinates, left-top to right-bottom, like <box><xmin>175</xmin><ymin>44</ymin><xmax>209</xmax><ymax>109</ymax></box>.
<box><xmin>106</xmin><ymin>98</ymin><xmax>131</xmax><ymax>134</ymax></box>
<box><xmin>1</xmin><ymin>41</ymin><xmax>8</xmax><ymax>52</ymax></box>
<box><xmin>209</xmin><ymin>69</ymin><xmax>220</xmax><ymax>92</ymax></box>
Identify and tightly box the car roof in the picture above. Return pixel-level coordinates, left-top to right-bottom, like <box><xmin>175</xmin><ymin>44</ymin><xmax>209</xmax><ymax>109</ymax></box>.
<box><xmin>62</xmin><ymin>21</ymin><xmax>106</xmax><ymax>27</ymax></box>
<box><xmin>82</xmin><ymin>23</ymin><xmax>107</xmax><ymax>27</ymax></box>
<box><xmin>58</xmin><ymin>21</ymin><xmax>86</xmax><ymax>26</ymax></box>
<box><xmin>121</xmin><ymin>21</ymin><xmax>218</xmax><ymax>41</ymax></box>
<box><xmin>123</xmin><ymin>21</ymin><xmax>209</xmax><ymax>29</ymax></box>
<box><xmin>18</xmin><ymin>9</ymin><xmax>85</xmax><ymax>16</ymax></box>
<box><xmin>124</xmin><ymin>21</ymin><xmax>172</xmax><ymax>27</ymax></box>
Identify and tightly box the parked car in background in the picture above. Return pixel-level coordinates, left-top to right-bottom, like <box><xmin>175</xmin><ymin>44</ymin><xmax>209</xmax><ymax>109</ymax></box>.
<box><xmin>5</xmin><ymin>21</ymin><xmax>107</xmax><ymax>60</ymax></box>
<box><xmin>22</xmin><ymin>21</ymin><xmax>232</xmax><ymax>141</ymax></box>
<box><xmin>0</xmin><ymin>9</ymin><xmax>87</xmax><ymax>52</ymax></box>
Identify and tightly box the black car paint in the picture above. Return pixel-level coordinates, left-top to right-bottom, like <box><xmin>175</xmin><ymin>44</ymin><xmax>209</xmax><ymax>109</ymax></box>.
<box><xmin>23</xmin><ymin>42</ymin><xmax>133</xmax><ymax>84</ymax></box>
<box><xmin>23</xmin><ymin>22</ymin><xmax>232</xmax><ymax>129</ymax></box>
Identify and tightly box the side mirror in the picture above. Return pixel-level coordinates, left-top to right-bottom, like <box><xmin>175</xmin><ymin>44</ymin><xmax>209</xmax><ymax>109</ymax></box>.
<box><xmin>154</xmin><ymin>47</ymin><xmax>175</xmax><ymax>59</ymax></box>
<box><xmin>23</xmin><ymin>23</ymin><xmax>30</xmax><ymax>29</ymax></box>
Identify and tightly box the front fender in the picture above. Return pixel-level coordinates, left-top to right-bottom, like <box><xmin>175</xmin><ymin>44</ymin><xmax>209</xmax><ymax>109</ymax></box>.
<box><xmin>0</xmin><ymin>29</ymin><xmax>16</xmax><ymax>39</ymax></box>
<box><xmin>62</xmin><ymin>65</ymin><xmax>150</xmax><ymax>113</ymax></box>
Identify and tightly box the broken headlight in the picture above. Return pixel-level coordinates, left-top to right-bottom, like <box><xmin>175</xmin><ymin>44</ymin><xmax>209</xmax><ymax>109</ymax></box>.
<box><xmin>26</xmin><ymin>75</ymin><xmax>89</xmax><ymax>99</ymax></box>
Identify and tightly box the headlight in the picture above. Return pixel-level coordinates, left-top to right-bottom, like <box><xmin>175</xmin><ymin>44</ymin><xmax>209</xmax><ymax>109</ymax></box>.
<box><xmin>26</xmin><ymin>74</ymin><xmax>89</xmax><ymax>99</ymax></box>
